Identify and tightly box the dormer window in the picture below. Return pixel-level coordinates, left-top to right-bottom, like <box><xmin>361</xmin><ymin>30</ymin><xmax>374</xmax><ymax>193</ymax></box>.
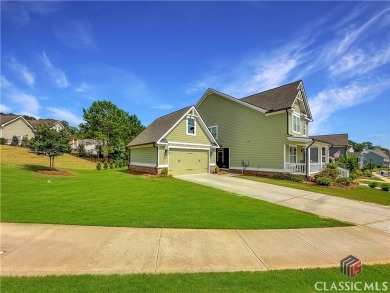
<box><xmin>187</xmin><ymin>117</ymin><xmax>196</xmax><ymax>135</ymax></box>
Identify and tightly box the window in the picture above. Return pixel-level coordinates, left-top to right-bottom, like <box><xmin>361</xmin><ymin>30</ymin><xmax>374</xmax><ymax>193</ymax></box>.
<box><xmin>208</xmin><ymin>125</ymin><xmax>218</xmax><ymax>139</ymax></box>
<box><xmin>289</xmin><ymin>146</ymin><xmax>297</xmax><ymax>163</ymax></box>
<box><xmin>310</xmin><ymin>147</ymin><xmax>319</xmax><ymax>163</ymax></box>
<box><xmin>187</xmin><ymin>117</ymin><xmax>196</xmax><ymax>135</ymax></box>
<box><xmin>303</xmin><ymin>122</ymin><xmax>307</xmax><ymax>136</ymax></box>
<box><xmin>322</xmin><ymin>147</ymin><xmax>326</xmax><ymax>163</ymax></box>
<box><xmin>292</xmin><ymin>113</ymin><xmax>300</xmax><ymax>133</ymax></box>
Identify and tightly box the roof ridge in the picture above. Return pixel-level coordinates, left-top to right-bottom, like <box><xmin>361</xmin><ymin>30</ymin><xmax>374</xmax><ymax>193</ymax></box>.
<box><xmin>156</xmin><ymin>105</ymin><xmax>192</xmax><ymax>119</ymax></box>
<box><xmin>240</xmin><ymin>80</ymin><xmax>302</xmax><ymax>100</ymax></box>
<box><xmin>311</xmin><ymin>133</ymin><xmax>348</xmax><ymax>137</ymax></box>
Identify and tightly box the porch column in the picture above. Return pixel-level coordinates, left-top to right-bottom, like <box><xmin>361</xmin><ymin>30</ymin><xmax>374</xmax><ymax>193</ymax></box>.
<box><xmin>307</xmin><ymin>147</ymin><xmax>311</xmax><ymax>176</ymax></box>
<box><xmin>319</xmin><ymin>146</ymin><xmax>322</xmax><ymax>170</ymax></box>
<box><xmin>283</xmin><ymin>144</ymin><xmax>286</xmax><ymax>170</ymax></box>
<box><xmin>326</xmin><ymin>147</ymin><xmax>329</xmax><ymax>163</ymax></box>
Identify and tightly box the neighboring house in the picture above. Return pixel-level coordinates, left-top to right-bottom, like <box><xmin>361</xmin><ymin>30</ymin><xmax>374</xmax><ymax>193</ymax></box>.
<box><xmin>196</xmin><ymin>80</ymin><xmax>331</xmax><ymax>176</ymax></box>
<box><xmin>127</xmin><ymin>106</ymin><xmax>219</xmax><ymax>175</ymax></box>
<box><xmin>310</xmin><ymin>133</ymin><xmax>353</xmax><ymax>161</ymax></box>
<box><xmin>358</xmin><ymin>149</ymin><xmax>390</xmax><ymax>167</ymax></box>
<box><xmin>0</xmin><ymin>115</ymin><xmax>64</xmax><ymax>144</ymax></box>
<box><xmin>71</xmin><ymin>138</ymin><xmax>99</xmax><ymax>155</ymax></box>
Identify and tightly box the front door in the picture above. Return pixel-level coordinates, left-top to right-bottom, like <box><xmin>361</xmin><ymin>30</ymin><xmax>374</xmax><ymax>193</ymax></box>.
<box><xmin>216</xmin><ymin>148</ymin><xmax>230</xmax><ymax>168</ymax></box>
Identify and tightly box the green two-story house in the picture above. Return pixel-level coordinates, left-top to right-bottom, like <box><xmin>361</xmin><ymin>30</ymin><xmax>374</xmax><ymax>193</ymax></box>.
<box><xmin>196</xmin><ymin>80</ymin><xmax>331</xmax><ymax>176</ymax></box>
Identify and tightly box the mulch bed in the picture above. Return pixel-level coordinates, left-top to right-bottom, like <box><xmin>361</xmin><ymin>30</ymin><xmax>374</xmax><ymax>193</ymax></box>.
<box><xmin>36</xmin><ymin>170</ymin><xmax>74</xmax><ymax>176</ymax></box>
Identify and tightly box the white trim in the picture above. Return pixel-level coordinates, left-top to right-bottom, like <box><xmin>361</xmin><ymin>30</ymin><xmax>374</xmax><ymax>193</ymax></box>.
<box><xmin>196</xmin><ymin>88</ymin><xmax>267</xmax><ymax>114</ymax></box>
<box><xmin>265</xmin><ymin>110</ymin><xmax>286</xmax><ymax>116</ymax></box>
<box><xmin>168</xmin><ymin>146</ymin><xmax>210</xmax><ymax>150</ymax></box>
<box><xmin>186</xmin><ymin>116</ymin><xmax>196</xmax><ymax>136</ymax></box>
<box><xmin>157</xmin><ymin>164</ymin><xmax>169</xmax><ymax>168</ymax></box>
<box><xmin>168</xmin><ymin>141</ymin><xmax>212</xmax><ymax>147</ymax></box>
<box><xmin>192</xmin><ymin>107</ymin><xmax>219</xmax><ymax>146</ymax></box>
<box><xmin>287</xmin><ymin>136</ymin><xmax>313</xmax><ymax>143</ymax></box>
<box><xmin>157</xmin><ymin>107</ymin><xmax>193</xmax><ymax>144</ymax></box>
<box><xmin>130</xmin><ymin>162</ymin><xmax>156</xmax><ymax>167</ymax></box>
<box><xmin>289</xmin><ymin>145</ymin><xmax>297</xmax><ymax>163</ymax></box>
<box><xmin>297</xmin><ymin>81</ymin><xmax>313</xmax><ymax>121</ymax></box>
<box><xmin>1</xmin><ymin>116</ymin><xmax>35</xmax><ymax>131</ymax></box>
<box><xmin>283</xmin><ymin>144</ymin><xmax>286</xmax><ymax>170</ymax></box>
<box><xmin>210</xmin><ymin>163</ymin><xmax>216</xmax><ymax>166</ymax></box>
<box><xmin>208</xmin><ymin>125</ymin><xmax>218</xmax><ymax>139</ymax></box>
<box><xmin>229</xmin><ymin>166</ymin><xmax>287</xmax><ymax>172</ymax></box>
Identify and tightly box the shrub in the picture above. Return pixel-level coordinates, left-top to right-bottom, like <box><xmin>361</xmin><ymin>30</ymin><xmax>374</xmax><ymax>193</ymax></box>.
<box><xmin>114</xmin><ymin>161</ymin><xmax>119</xmax><ymax>168</ymax></box>
<box><xmin>315</xmin><ymin>167</ymin><xmax>340</xmax><ymax>181</ymax></box>
<box><xmin>96</xmin><ymin>162</ymin><xmax>102</xmax><ymax>171</ymax></box>
<box><xmin>272</xmin><ymin>172</ymin><xmax>305</xmax><ymax>182</ymax></box>
<box><xmin>349</xmin><ymin>171</ymin><xmax>357</xmax><ymax>180</ymax></box>
<box><xmin>0</xmin><ymin>137</ymin><xmax>7</xmax><ymax>145</ymax></box>
<box><xmin>109</xmin><ymin>162</ymin><xmax>114</xmax><ymax>169</ymax></box>
<box><xmin>316</xmin><ymin>176</ymin><xmax>333</xmax><ymax>186</ymax></box>
<box><xmin>78</xmin><ymin>144</ymin><xmax>87</xmax><ymax>157</ymax></box>
<box><xmin>256</xmin><ymin>172</ymin><xmax>269</xmax><ymax>177</ymax></box>
<box><xmin>214</xmin><ymin>166</ymin><xmax>219</xmax><ymax>173</ymax></box>
<box><xmin>21</xmin><ymin>136</ymin><xmax>29</xmax><ymax>147</ymax></box>
<box><xmin>160</xmin><ymin>167</ymin><xmax>169</xmax><ymax>177</ymax></box>
<box><xmin>337</xmin><ymin>154</ymin><xmax>358</xmax><ymax>173</ymax></box>
<box><xmin>380</xmin><ymin>184</ymin><xmax>390</xmax><ymax>192</ymax></box>
<box><xmin>11</xmin><ymin>135</ymin><xmax>19</xmax><ymax>146</ymax></box>
<box><xmin>326</xmin><ymin>163</ymin><xmax>338</xmax><ymax>169</ymax></box>
<box><xmin>103</xmin><ymin>161</ymin><xmax>109</xmax><ymax>170</ymax></box>
<box><xmin>368</xmin><ymin>182</ymin><xmax>378</xmax><ymax>188</ymax></box>
<box><xmin>355</xmin><ymin>169</ymin><xmax>363</xmax><ymax>176</ymax></box>
<box><xmin>363</xmin><ymin>170</ymin><xmax>372</xmax><ymax>177</ymax></box>
<box><xmin>337</xmin><ymin>177</ymin><xmax>352</xmax><ymax>186</ymax></box>
<box><xmin>363</xmin><ymin>162</ymin><xmax>376</xmax><ymax>171</ymax></box>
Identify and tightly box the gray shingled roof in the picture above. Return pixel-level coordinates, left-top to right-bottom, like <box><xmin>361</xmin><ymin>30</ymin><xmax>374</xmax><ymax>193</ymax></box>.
<box><xmin>368</xmin><ymin>148</ymin><xmax>389</xmax><ymax>158</ymax></box>
<box><xmin>128</xmin><ymin>106</ymin><xmax>192</xmax><ymax>147</ymax></box>
<box><xmin>0</xmin><ymin>115</ymin><xmax>20</xmax><ymax>126</ymax></box>
<box><xmin>240</xmin><ymin>80</ymin><xmax>302</xmax><ymax>112</ymax></box>
<box><xmin>27</xmin><ymin>119</ymin><xmax>58</xmax><ymax>128</ymax></box>
<box><xmin>310</xmin><ymin>133</ymin><xmax>349</xmax><ymax>146</ymax></box>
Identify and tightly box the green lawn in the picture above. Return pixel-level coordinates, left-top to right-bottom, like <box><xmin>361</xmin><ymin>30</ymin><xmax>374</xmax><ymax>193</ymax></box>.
<box><xmin>239</xmin><ymin>176</ymin><xmax>390</xmax><ymax>206</ymax></box>
<box><xmin>0</xmin><ymin>146</ymin><xmax>346</xmax><ymax>229</ymax></box>
<box><xmin>359</xmin><ymin>176</ymin><xmax>384</xmax><ymax>181</ymax></box>
<box><xmin>2</xmin><ymin>264</ymin><xmax>389</xmax><ymax>293</ymax></box>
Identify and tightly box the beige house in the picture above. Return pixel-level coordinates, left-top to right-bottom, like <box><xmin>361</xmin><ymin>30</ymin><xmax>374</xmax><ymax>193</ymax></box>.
<box><xmin>127</xmin><ymin>106</ymin><xmax>219</xmax><ymax>175</ymax></box>
<box><xmin>0</xmin><ymin>115</ymin><xmax>64</xmax><ymax>144</ymax></box>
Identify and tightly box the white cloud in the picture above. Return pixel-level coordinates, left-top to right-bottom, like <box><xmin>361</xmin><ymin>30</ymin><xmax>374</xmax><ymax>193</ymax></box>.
<box><xmin>1</xmin><ymin>75</ymin><xmax>12</xmax><ymax>88</ymax></box>
<box><xmin>309</xmin><ymin>80</ymin><xmax>388</xmax><ymax>134</ymax></box>
<box><xmin>75</xmin><ymin>82</ymin><xmax>91</xmax><ymax>93</ymax></box>
<box><xmin>8</xmin><ymin>57</ymin><xmax>35</xmax><ymax>87</ymax></box>
<box><xmin>41</xmin><ymin>52</ymin><xmax>69</xmax><ymax>88</ymax></box>
<box><xmin>7</xmin><ymin>92</ymin><xmax>40</xmax><ymax>117</ymax></box>
<box><xmin>151</xmin><ymin>104</ymin><xmax>174</xmax><ymax>110</ymax></box>
<box><xmin>0</xmin><ymin>104</ymin><xmax>12</xmax><ymax>113</ymax></box>
<box><xmin>46</xmin><ymin>107</ymin><xmax>83</xmax><ymax>126</ymax></box>
<box><xmin>54</xmin><ymin>21</ymin><xmax>95</xmax><ymax>49</ymax></box>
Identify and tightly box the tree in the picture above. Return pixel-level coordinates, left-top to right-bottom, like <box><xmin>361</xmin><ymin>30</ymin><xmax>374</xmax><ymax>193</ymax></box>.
<box><xmin>348</xmin><ymin>140</ymin><xmax>363</xmax><ymax>152</ymax></box>
<box><xmin>60</xmin><ymin>120</ymin><xmax>79</xmax><ymax>137</ymax></box>
<box><xmin>29</xmin><ymin>125</ymin><xmax>71</xmax><ymax>170</ymax></box>
<box><xmin>79</xmin><ymin>101</ymin><xmax>144</xmax><ymax>159</ymax></box>
<box><xmin>337</xmin><ymin>154</ymin><xmax>358</xmax><ymax>173</ymax></box>
<box><xmin>78</xmin><ymin>144</ymin><xmax>87</xmax><ymax>157</ymax></box>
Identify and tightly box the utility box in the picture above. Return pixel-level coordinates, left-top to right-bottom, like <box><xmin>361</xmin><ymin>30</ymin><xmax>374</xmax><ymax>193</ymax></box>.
<box><xmin>241</xmin><ymin>160</ymin><xmax>250</xmax><ymax>166</ymax></box>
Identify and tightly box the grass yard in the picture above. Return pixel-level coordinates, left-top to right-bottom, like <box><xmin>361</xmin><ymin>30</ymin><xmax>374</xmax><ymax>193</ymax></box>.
<box><xmin>2</xmin><ymin>264</ymin><xmax>389</xmax><ymax>293</ymax></box>
<box><xmin>0</xmin><ymin>146</ymin><xmax>346</xmax><ymax>229</ymax></box>
<box><xmin>239</xmin><ymin>176</ymin><xmax>390</xmax><ymax>206</ymax></box>
<box><xmin>359</xmin><ymin>176</ymin><xmax>384</xmax><ymax>182</ymax></box>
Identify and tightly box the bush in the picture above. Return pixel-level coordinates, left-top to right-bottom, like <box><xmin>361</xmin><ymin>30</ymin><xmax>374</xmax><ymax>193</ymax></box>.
<box><xmin>214</xmin><ymin>166</ymin><xmax>219</xmax><ymax>173</ymax></box>
<box><xmin>363</xmin><ymin>162</ymin><xmax>376</xmax><ymax>171</ymax></box>
<box><xmin>363</xmin><ymin>170</ymin><xmax>372</xmax><ymax>177</ymax></box>
<box><xmin>337</xmin><ymin>177</ymin><xmax>352</xmax><ymax>186</ymax></box>
<box><xmin>21</xmin><ymin>136</ymin><xmax>29</xmax><ymax>147</ymax></box>
<box><xmin>380</xmin><ymin>184</ymin><xmax>390</xmax><ymax>192</ymax></box>
<box><xmin>160</xmin><ymin>167</ymin><xmax>169</xmax><ymax>177</ymax></box>
<box><xmin>349</xmin><ymin>171</ymin><xmax>357</xmax><ymax>180</ymax></box>
<box><xmin>109</xmin><ymin>162</ymin><xmax>114</xmax><ymax>169</ymax></box>
<box><xmin>103</xmin><ymin>161</ymin><xmax>109</xmax><ymax>170</ymax></box>
<box><xmin>337</xmin><ymin>154</ymin><xmax>358</xmax><ymax>173</ymax></box>
<box><xmin>272</xmin><ymin>172</ymin><xmax>305</xmax><ymax>182</ymax></box>
<box><xmin>0</xmin><ymin>137</ymin><xmax>7</xmax><ymax>145</ymax></box>
<box><xmin>78</xmin><ymin>144</ymin><xmax>87</xmax><ymax>157</ymax></box>
<box><xmin>368</xmin><ymin>182</ymin><xmax>378</xmax><ymax>188</ymax></box>
<box><xmin>11</xmin><ymin>135</ymin><xmax>19</xmax><ymax>146</ymax></box>
<box><xmin>96</xmin><ymin>162</ymin><xmax>102</xmax><ymax>171</ymax></box>
<box><xmin>316</xmin><ymin>176</ymin><xmax>333</xmax><ymax>186</ymax></box>
<box><xmin>114</xmin><ymin>161</ymin><xmax>119</xmax><ymax>168</ymax></box>
<box><xmin>326</xmin><ymin>163</ymin><xmax>338</xmax><ymax>169</ymax></box>
<box><xmin>315</xmin><ymin>167</ymin><xmax>340</xmax><ymax>181</ymax></box>
<box><xmin>355</xmin><ymin>169</ymin><xmax>363</xmax><ymax>176</ymax></box>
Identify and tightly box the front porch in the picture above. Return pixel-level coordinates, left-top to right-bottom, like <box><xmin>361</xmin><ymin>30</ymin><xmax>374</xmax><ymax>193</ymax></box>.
<box><xmin>284</xmin><ymin>139</ymin><xmax>330</xmax><ymax>176</ymax></box>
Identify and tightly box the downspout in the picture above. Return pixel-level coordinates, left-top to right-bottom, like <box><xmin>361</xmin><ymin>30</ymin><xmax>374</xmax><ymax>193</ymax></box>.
<box><xmin>153</xmin><ymin>143</ymin><xmax>159</xmax><ymax>175</ymax></box>
<box><xmin>286</xmin><ymin>110</ymin><xmax>289</xmax><ymax>135</ymax></box>
<box><xmin>305</xmin><ymin>139</ymin><xmax>315</xmax><ymax>178</ymax></box>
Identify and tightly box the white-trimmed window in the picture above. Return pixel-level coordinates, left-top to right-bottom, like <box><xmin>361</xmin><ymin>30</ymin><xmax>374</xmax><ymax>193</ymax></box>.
<box><xmin>186</xmin><ymin>117</ymin><xmax>196</xmax><ymax>135</ymax></box>
<box><xmin>208</xmin><ymin>125</ymin><xmax>218</xmax><ymax>139</ymax></box>
<box><xmin>292</xmin><ymin>113</ymin><xmax>300</xmax><ymax>134</ymax></box>
<box><xmin>303</xmin><ymin>122</ymin><xmax>307</xmax><ymax>136</ymax></box>
<box><xmin>289</xmin><ymin>146</ymin><xmax>297</xmax><ymax>163</ymax></box>
<box><xmin>322</xmin><ymin>147</ymin><xmax>326</xmax><ymax>163</ymax></box>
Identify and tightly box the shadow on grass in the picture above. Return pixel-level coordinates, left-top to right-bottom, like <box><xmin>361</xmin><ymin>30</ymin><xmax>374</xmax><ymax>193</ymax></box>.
<box><xmin>20</xmin><ymin>164</ymin><xmax>53</xmax><ymax>172</ymax></box>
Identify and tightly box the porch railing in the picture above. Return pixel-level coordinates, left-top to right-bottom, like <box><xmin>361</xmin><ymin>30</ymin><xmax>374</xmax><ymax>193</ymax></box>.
<box><xmin>286</xmin><ymin>163</ymin><xmax>305</xmax><ymax>174</ymax></box>
<box><xmin>337</xmin><ymin>167</ymin><xmax>350</xmax><ymax>178</ymax></box>
<box><xmin>310</xmin><ymin>163</ymin><xmax>322</xmax><ymax>174</ymax></box>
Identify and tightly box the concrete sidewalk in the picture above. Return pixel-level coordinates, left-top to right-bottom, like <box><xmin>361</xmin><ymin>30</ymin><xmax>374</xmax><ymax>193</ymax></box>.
<box><xmin>1</xmin><ymin>223</ymin><xmax>389</xmax><ymax>276</ymax></box>
<box><xmin>176</xmin><ymin>174</ymin><xmax>390</xmax><ymax>233</ymax></box>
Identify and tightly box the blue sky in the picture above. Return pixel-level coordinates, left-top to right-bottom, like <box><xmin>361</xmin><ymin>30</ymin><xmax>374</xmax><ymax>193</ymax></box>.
<box><xmin>1</xmin><ymin>1</ymin><xmax>389</xmax><ymax>148</ymax></box>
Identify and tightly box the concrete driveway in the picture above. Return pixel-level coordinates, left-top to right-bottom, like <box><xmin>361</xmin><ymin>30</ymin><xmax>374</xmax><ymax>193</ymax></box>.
<box><xmin>1</xmin><ymin>223</ymin><xmax>389</xmax><ymax>276</ymax></box>
<box><xmin>176</xmin><ymin>174</ymin><xmax>390</xmax><ymax>233</ymax></box>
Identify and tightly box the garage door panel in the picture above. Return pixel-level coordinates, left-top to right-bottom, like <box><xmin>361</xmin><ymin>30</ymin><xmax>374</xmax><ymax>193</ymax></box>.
<box><xmin>169</xmin><ymin>149</ymin><xmax>209</xmax><ymax>175</ymax></box>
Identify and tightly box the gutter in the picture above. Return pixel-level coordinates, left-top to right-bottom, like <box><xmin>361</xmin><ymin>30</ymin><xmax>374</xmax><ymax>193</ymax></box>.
<box><xmin>286</xmin><ymin>109</ymin><xmax>289</xmax><ymax>136</ymax></box>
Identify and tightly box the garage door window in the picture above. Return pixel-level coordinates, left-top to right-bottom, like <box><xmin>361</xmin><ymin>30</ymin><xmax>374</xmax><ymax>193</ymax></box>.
<box><xmin>187</xmin><ymin>117</ymin><xmax>196</xmax><ymax>135</ymax></box>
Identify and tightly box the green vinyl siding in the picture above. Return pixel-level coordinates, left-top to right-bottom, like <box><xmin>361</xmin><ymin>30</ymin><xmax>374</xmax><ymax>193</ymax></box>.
<box><xmin>166</xmin><ymin>116</ymin><xmax>210</xmax><ymax>145</ymax></box>
<box><xmin>159</xmin><ymin>146</ymin><xmax>168</xmax><ymax>165</ymax></box>
<box><xmin>130</xmin><ymin>146</ymin><xmax>157</xmax><ymax>165</ymax></box>
<box><xmin>210</xmin><ymin>148</ymin><xmax>216</xmax><ymax>164</ymax></box>
<box><xmin>197</xmin><ymin>93</ymin><xmax>286</xmax><ymax>170</ymax></box>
